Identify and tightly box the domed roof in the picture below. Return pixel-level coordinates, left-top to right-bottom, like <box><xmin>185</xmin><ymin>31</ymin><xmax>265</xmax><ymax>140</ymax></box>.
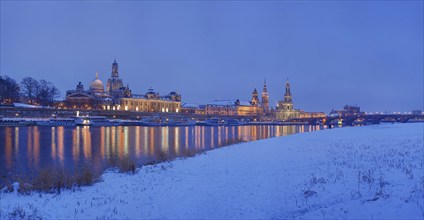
<box><xmin>89</xmin><ymin>72</ymin><xmax>104</xmax><ymax>93</ymax></box>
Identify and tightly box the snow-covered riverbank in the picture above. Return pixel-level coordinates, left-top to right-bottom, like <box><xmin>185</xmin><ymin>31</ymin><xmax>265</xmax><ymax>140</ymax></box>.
<box><xmin>1</xmin><ymin>123</ymin><xmax>423</xmax><ymax>219</ymax></box>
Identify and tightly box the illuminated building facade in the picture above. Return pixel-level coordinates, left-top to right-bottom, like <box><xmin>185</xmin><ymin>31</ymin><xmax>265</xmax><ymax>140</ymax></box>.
<box><xmin>118</xmin><ymin>89</ymin><xmax>181</xmax><ymax>113</ymax></box>
<box><xmin>276</xmin><ymin>80</ymin><xmax>300</xmax><ymax>120</ymax></box>
<box><xmin>261</xmin><ymin>80</ymin><xmax>269</xmax><ymax>113</ymax></box>
<box><xmin>299</xmin><ymin>111</ymin><xmax>326</xmax><ymax>118</ymax></box>
<box><xmin>65</xmin><ymin>72</ymin><xmax>111</xmax><ymax>109</ymax></box>
<box><xmin>330</xmin><ymin>105</ymin><xmax>363</xmax><ymax>117</ymax></box>
<box><xmin>205</xmin><ymin>100</ymin><xmax>237</xmax><ymax>116</ymax></box>
<box><xmin>66</xmin><ymin>60</ymin><xmax>182</xmax><ymax>112</ymax></box>
<box><xmin>204</xmin><ymin>88</ymin><xmax>264</xmax><ymax>117</ymax></box>
<box><xmin>251</xmin><ymin>89</ymin><xmax>259</xmax><ymax>106</ymax></box>
<box><xmin>181</xmin><ymin>103</ymin><xmax>206</xmax><ymax>115</ymax></box>
<box><xmin>235</xmin><ymin>99</ymin><xmax>262</xmax><ymax>116</ymax></box>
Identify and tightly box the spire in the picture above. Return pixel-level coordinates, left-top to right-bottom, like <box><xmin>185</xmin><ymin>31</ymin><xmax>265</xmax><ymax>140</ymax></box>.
<box><xmin>112</xmin><ymin>59</ymin><xmax>119</xmax><ymax>77</ymax></box>
<box><xmin>263</xmin><ymin>78</ymin><xmax>268</xmax><ymax>93</ymax></box>
<box><xmin>95</xmin><ymin>72</ymin><xmax>99</xmax><ymax>79</ymax></box>
<box><xmin>285</xmin><ymin>80</ymin><xmax>291</xmax><ymax>95</ymax></box>
<box><xmin>284</xmin><ymin>79</ymin><xmax>292</xmax><ymax>103</ymax></box>
<box><xmin>261</xmin><ymin>78</ymin><xmax>269</xmax><ymax>112</ymax></box>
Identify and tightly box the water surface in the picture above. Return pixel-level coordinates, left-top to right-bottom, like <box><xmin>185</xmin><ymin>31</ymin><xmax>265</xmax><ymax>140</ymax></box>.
<box><xmin>0</xmin><ymin>125</ymin><xmax>323</xmax><ymax>180</ymax></box>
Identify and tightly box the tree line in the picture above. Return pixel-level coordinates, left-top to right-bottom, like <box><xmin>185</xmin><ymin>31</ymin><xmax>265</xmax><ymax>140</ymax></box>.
<box><xmin>0</xmin><ymin>75</ymin><xmax>60</xmax><ymax>107</ymax></box>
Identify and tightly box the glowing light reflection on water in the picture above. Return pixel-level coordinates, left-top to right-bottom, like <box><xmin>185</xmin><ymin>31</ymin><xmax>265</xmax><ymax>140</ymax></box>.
<box><xmin>0</xmin><ymin>125</ymin><xmax>322</xmax><ymax>179</ymax></box>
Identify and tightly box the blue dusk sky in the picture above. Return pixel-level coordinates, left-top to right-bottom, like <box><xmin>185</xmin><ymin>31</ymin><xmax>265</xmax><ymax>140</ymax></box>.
<box><xmin>1</xmin><ymin>1</ymin><xmax>422</xmax><ymax>113</ymax></box>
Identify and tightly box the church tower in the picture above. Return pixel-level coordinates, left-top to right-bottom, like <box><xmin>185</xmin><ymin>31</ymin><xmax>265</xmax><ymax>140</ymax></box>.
<box><xmin>276</xmin><ymin>79</ymin><xmax>300</xmax><ymax>120</ymax></box>
<box><xmin>282</xmin><ymin>80</ymin><xmax>293</xmax><ymax>110</ymax></box>
<box><xmin>261</xmin><ymin>79</ymin><xmax>269</xmax><ymax>112</ymax></box>
<box><xmin>251</xmin><ymin>88</ymin><xmax>259</xmax><ymax>106</ymax></box>
<box><xmin>111</xmin><ymin>59</ymin><xmax>119</xmax><ymax>78</ymax></box>
<box><xmin>106</xmin><ymin>59</ymin><xmax>124</xmax><ymax>95</ymax></box>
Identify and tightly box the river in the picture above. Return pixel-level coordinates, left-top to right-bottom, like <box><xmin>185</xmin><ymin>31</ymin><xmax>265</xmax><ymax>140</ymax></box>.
<box><xmin>0</xmin><ymin>125</ymin><xmax>323</xmax><ymax>180</ymax></box>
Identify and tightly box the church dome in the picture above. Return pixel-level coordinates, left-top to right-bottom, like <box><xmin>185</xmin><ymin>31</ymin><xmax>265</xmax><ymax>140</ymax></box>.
<box><xmin>89</xmin><ymin>72</ymin><xmax>104</xmax><ymax>93</ymax></box>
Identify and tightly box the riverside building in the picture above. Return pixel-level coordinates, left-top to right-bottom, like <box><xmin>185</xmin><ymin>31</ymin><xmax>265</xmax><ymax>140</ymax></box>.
<box><xmin>118</xmin><ymin>89</ymin><xmax>181</xmax><ymax>113</ymax></box>
<box><xmin>275</xmin><ymin>80</ymin><xmax>301</xmax><ymax>120</ymax></box>
<box><xmin>65</xmin><ymin>60</ymin><xmax>181</xmax><ymax>113</ymax></box>
<box><xmin>261</xmin><ymin>79</ymin><xmax>270</xmax><ymax>114</ymax></box>
<box><xmin>204</xmin><ymin>82</ymin><xmax>266</xmax><ymax>116</ymax></box>
<box><xmin>65</xmin><ymin>72</ymin><xmax>111</xmax><ymax>109</ymax></box>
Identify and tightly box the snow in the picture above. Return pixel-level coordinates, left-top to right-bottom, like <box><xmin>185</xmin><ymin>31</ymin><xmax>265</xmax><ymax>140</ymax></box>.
<box><xmin>1</xmin><ymin>123</ymin><xmax>423</xmax><ymax>219</ymax></box>
<box><xmin>11</xmin><ymin>183</ymin><xmax>19</xmax><ymax>193</ymax></box>
<box><xmin>12</xmin><ymin>103</ymin><xmax>42</xmax><ymax>108</ymax></box>
<box><xmin>238</xmin><ymin>100</ymin><xmax>252</xmax><ymax>106</ymax></box>
<box><xmin>181</xmin><ymin>103</ymin><xmax>199</xmax><ymax>108</ymax></box>
<box><xmin>207</xmin><ymin>100</ymin><xmax>236</xmax><ymax>106</ymax></box>
<box><xmin>207</xmin><ymin>100</ymin><xmax>254</xmax><ymax>106</ymax></box>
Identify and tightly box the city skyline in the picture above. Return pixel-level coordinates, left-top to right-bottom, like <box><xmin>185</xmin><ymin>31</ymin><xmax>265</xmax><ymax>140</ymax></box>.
<box><xmin>1</xmin><ymin>1</ymin><xmax>422</xmax><ymax>112</ymax></box>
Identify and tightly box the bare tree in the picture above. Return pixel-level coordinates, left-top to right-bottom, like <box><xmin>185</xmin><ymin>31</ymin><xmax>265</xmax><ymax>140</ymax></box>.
<box><xmin>36</xmin><ymin>80</ymin><xmax>60</xmax><ymax>107</ymax></box>
<box><xmin>20</xmin><ymin>77</ymin><xmax>40</xmax><ymax>105</ymax></box>
<box><xmin>0</xmin><ymin>75</ymin><xmax>20</xmax><ymax>104</ymax></box>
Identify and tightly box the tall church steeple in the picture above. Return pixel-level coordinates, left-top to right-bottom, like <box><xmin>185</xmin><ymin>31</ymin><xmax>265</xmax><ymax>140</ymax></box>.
<box><xmin>111</xmin><ymin>59</ymin><xmax>119</xmax><ymax>78</ymax></box>
<box><xmin>261</xmin><ymin>79</ymin><xmax>269</xmax><ymax>112</ymax></box>
<box><xmin>276</xmin><ymin>78</ymin><xmax>299</xmax><ymax>120</ymax></box>
<box><xmin>106</xmin><ymin>59</ymin><xmax>124</xmax><ymax>95</ymax></box>
<box><xmin>284</xmin><ymin>79</ymin><xmax>292</xmax><ymax>103</ymax></box>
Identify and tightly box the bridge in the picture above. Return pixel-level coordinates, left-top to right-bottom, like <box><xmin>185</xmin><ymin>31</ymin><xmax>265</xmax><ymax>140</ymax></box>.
<box><xmin>288</xmin><ymin>114</ymin><xmax>424</xmax><ymax>126</ymax></box>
